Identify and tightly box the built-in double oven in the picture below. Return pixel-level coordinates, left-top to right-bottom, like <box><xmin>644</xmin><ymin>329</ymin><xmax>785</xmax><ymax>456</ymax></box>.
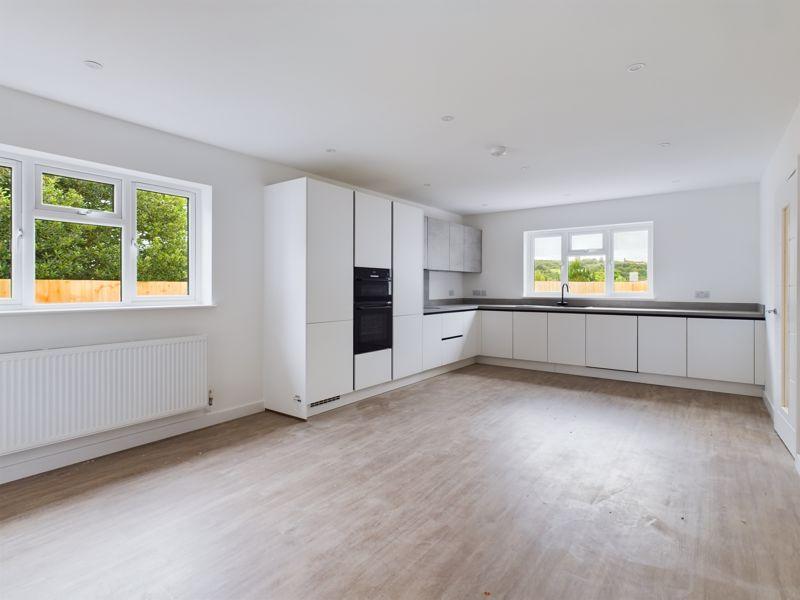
<box><xmin>354</xmin><ymin>267</ymin><xmax>392</xmax><ymax>355</ymax></box>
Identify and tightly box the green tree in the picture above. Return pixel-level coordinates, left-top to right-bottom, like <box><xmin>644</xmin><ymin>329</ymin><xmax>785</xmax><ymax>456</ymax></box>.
<box><xmin>0</xmin><ymin>167</ymin><xmax>11</xmax><ymax>280</ymax></box>
<box><xmin>135</xmin><ymin>190</ymin><xmax>188</xmax><ymax>283</ymax></box>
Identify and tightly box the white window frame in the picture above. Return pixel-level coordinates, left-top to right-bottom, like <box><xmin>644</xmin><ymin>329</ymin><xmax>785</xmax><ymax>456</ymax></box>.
<box><xmin>524</xmin><ymin>222</ymin><xmax>654</xmax><ymax>299</ymax></box>
<box><xmin>0</xmin><ymin>157</ymin><xmax>22</xmax><ymax>305</ymax></box>
<box><xmin>35</xmin><ymin>164</ymin><xmax>122</xmax><ymax>221</ymax></box>
<box><xmin>0</xmin><ymin>142</ymin><xmax>212</xmax><ymax>312</ymax></box>
<box><xmin>130</xmin><ymin>182</ymin><xmax>197</xmax><ymax>305</ymax></box>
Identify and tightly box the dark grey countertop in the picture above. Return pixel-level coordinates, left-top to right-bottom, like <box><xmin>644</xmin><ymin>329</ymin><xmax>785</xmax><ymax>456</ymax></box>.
<box><xmin>423</xmin><ymin>300</ymin><xmax>765</xmax><ymax>320</ymax></box>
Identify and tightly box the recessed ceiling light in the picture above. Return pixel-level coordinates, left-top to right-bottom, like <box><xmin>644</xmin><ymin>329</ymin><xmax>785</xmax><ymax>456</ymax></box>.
<box><xmin>325</xmin><ymin>148</ymin><xmax>337</xmax><ymax>153</ymax></box>
<box><xmin>441</xmin><ymin>115</ymin><xmax>455</xmax><ymax>122</ymax></box>
<box><xmin>658</xmin><ymin>142</ymin><xmax>671</xmax><ymax>148</ymax></box>
<box><xmin>481</xmin><ymin>203</ymin><xmax>488</xmax><ymax>207</ymax></box>
<box><xmin>423</xmin><ymin>183</ymin><xmax>431</xmax><ymax>187</ymax></box>
<box><xmin>627</xmin><ymin>62</ymin><xmax>646</xmax><ymax>72</ymax></box>
<box><xmin>83</xmin><ymin>60</ymin><xmax>103</xmax><ymax>70</ymax></box>
<box><xmin>563</xmin><ymin>193</ymin><xmax>572</xmax><ymax>197</ymax></box>
<box><xmin>489</xmin><ymin>145</ymin><xmax>508</xmax><ymax>157</ymax></box>
<box><xmin>521</xmin><ymin>165</ymin><xmax>530</xmax><ymax>171</ymax></box>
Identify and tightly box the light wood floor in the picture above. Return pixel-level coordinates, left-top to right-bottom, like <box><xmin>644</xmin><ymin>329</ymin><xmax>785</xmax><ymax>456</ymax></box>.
<box><xmin>2</xmin><ymin>364</ymin><xmax>799</xmax><ymax>600</ymax></box>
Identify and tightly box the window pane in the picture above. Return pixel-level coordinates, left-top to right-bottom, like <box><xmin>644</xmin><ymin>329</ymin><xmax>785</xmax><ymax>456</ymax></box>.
<box><xmin>571</xmin><ymin>232</ymin><xmax>603</xmax><ymax>251</ymax></box>
<box><xmin>41</xmin><ymin>172</ymin><xmax>115</xmax><ymax>212</ymax></box>
<box><xmin>533</xmin><ymin>235</ymin><xmax>561</xmax><ymax>293</ymax></box>
<box><xmin>568</xmin><ymin>255</ymin><xmax>606</xmax><ymax>295</ymax></box>
<box><xmin>613</xmin><ymin>230</ymin><xmax>649</xmax><ymax>293</ymax></box>
<box><xmin>35</xmin><ymin>220</ymin><xmax>121</xmax><ymax>303</ymax></box>
<box><xmin>136</xmin><ymin>189</ymin><xmax>189</xmax><ymax>296</ymax></box>
<box><xmin>0</xmin><ymin>166</ymin><xmax>11</xmax><ymax>299</ymax></box>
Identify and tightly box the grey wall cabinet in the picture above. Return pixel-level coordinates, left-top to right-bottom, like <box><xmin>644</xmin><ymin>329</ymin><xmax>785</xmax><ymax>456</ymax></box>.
<box><xmin>425</xmin><ymin>217</ymin><xmax>482</xmax><ymax>273</ymax></box>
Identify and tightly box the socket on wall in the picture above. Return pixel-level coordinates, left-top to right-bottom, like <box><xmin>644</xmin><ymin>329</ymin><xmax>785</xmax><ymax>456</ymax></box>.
<box><xmin>694</xmin><ymin>290</ymin><xmax>711</xmax><ymax>299</ymax></box>
<box><xmin>448</xmin><ymin>289</ymin><xmax>455</xmax><ymax>296</ymax></box>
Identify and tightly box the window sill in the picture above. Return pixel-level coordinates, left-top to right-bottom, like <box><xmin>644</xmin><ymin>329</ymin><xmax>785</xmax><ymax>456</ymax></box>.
<box><xmin>0</xmin><ymin>303</ymin><xmax>216</xmax><ymax>316</ymax></box>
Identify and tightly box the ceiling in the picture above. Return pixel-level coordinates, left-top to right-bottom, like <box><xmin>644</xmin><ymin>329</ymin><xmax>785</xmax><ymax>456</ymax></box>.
<box><xmin>0</xmin><ymin>1</ymin><xmax>799</xmax><ymax>214</ymax></box>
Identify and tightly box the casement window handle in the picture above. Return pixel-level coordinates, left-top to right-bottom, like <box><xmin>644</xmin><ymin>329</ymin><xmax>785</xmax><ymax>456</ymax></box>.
<box><xmin>14</xmin><ymin>228</ymin><xmax>23</xmax><ymax>252</ymax></box>
<box><xmin>767</xmin><ymin>308</ymin><xmax>778</xmax><ymax>315</ymax></box>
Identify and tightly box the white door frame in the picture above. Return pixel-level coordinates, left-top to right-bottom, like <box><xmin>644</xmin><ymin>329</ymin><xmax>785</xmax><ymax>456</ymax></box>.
<box><xmin>771</xmin><ymin>165</ymin><xmax>799</xmax><ymax>460</ymax></box>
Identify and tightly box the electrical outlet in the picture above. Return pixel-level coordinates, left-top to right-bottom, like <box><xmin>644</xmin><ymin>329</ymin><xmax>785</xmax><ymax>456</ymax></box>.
<box><xmin>481</xmin><ymin>290</ymin><xmax>487</xmax><ymax>296</ymax></box>
<box><xmin>448</xmin><ymin>289</ymin><xmax>455</xmax><ymax>296</ymax></box>
<box><xmin>694</xmin><ymin>290</ymin><xmax>711</xmax><ymax>299</ymax></box>
<box><xmin>472</xmin><ymin>289</ymin><xmax>481</xmax><ymax>296</ymax></box>
<box><xmin>208</xmin><ymin>388</ymin><xmax>214</xmax><ymax>406</ymax></box>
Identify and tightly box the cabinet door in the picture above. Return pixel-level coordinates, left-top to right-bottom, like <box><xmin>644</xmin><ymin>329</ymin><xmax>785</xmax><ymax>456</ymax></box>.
<box><xmin>355</xmin><ymin>348</ymin><xmax>392</xmax><ymax>390</ymax></box>
<box><xmin>423</xmin><ymin>314</ymin><xmax>443</xmax><ymax>370</ymax></box>
<box><xmin>481</xmin><ymin>311</ymin><xmax>513</xmax><ymax>358</ymax></box>
<box><xmin>512</xmin><ymin>312</ymin><xmax>548</xmax><ymax>362</ymax></box>
<box><xmin>442</xmin><ymin>336</ymin><xmax>464</xmax><ymax>365</ymax></box>
<box><xmin>442</xmin><ymin>312</ymin><xmax>464</xmax><ymax>338</ymax></box>
<box><xmin>755</xmin><ymin>320</ymin><xmax>766</xmax><ymax>386</ymax></box>
<box><xmin>393</xmin><ymin>203</ymin><xmax>424</xmax><ymax>316</ymax></box>
<box><xmin>307</xmin><ymin>180</ymin><xmax>353</xmax><ymax>324</ymax></box>
<box><xmin>307</xmin><ymin>320</ymin><xmax>353</xmax><ymax>402</ymax></box>
<box><xmin>586</xmin><ymin>314</ymin><xmax>638</xmax><ymax>372</ymax></box>
<box><xmin>461</xmin><ymin>310</ymin><xmax>482</xmax><ymax>359</ymax></box>
<box><xmin>355</xmin><ymin>191</ymin><xmax>392</xmax><ymax>269</ymax></box>
<box><xmin>426</xmin><ymin>218</ymin><xmax>450</xmax><ymax>271</ymax></box>
<box><xmin>638</xmin><ymin>316</ymin><xmax>687</xmax><ymax>377</ymax></box>
<box><xmin>449</xmin><ymin>223</ymin><xmax>464</xmax><ymax>271</ymax></box>
<box><xmin>393</xmin><ymin>314</ymin><xmax>423</xmax><ymax>379</ymax></box>
<box><xmin>464</xmin><ymin>226</ymin><xmax>482</xmax><ymax>273</ymax></box>
<box><xmin>687</xmin><ymin>319</ymin><xmax>754</xmax><ymax>384</ymax></box>
<box><xmin>547</xmin><ymin>313</ymin><xmax>586</xmax><ymax>366</ymax></box>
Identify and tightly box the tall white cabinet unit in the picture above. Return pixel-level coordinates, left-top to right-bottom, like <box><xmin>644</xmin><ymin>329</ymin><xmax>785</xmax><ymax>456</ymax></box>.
<box><xmin>264</xmin><ymin>178</ymin><xmax>354</xmax><ymax>419</ymax></box>
<box><xmin>392</xmin><ymin>202</ymin><xmax>425</xmax><ymax>380</ymax></box>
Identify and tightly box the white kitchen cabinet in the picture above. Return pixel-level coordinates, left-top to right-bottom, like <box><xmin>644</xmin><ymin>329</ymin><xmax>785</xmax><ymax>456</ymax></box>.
<box><xmin>512</xmin><ymin>312</ymin><xmax>548</xmax><ymax>362</ymax></box>
<box><xmin>307</xmin><ymin>179</ymin><xmax>354</xmax><ymax>324</ymax></box>
<box><xmin>442</xmin><ymin>312</ymin><xmax>465</xmax><ymax>338</ymax></box>
<box><xmin>449</xmin><ymin>223</ymin><xmax>464</xmax><ymax>271</ymax></box>
<box><xmin>638</xmin><ymin>316</ymin><xmax>687</xmax><ymax>377</ymax></box>
<box><xmin>264</xmin><ymin>178</ymin><xmax>355</xmax><ymax>418</ymax></box>
<box><xmin>355</xmin><ymin>348</ymin><xmax>392</xmax><ymax>390</ymax></box>
<box><xmin>354</xmin><ymin>191</ymin><xmax>392</xmax><ymax>269</ymax></box>
<box><xmin>307</xmin><ymin>320</ymin><xmax>354</xmax><ymax>403</ymax></box>
<box><xmin>393</xmin><ymin>314</ymin><xmax>423</xmax><ymax>379</ymax></box>
<box><xmin>687</xmin><ymin>318</ymin><xmax>755</xmax><ymax>384</ymax></box>
<box><xmin>586</xmin><ymin>314</ymin><xmax>638</xmax><ymax>372</ymax></box>
<box><xmin>423</xmin><ymin>314</ymin><xmax>443</xmax><ymax>370</ymax></box>
<box><xmin>547</xmin><ymin>313</ymin><xmax>586</xmax><ymax>366</ymax></box>
<box><xmin>426</xmin><ymin>218</ymin><xmax>450</xmax><ymax>270</ymax></box>
<box><xmin>393</xmin><ymin>202</ymin><xmax>424</xmax><ymax>316</ymax></box>
<box><xmin>755</xmin><ymin>320</ymin><xmax>766</xmax><ymax>386</ymax></box>
<box><xmin>461</xmin><ymin>310</ymin><xmax>482</xmax><ymax>359</ymax></box>
<box><xmin>481</xmin><ymin>311</ymin><xmax>513</xmax><ymax>358</ymax></box>
<box><xmin>441</xmin><ymin>336</ymin><xmax>463</xmax><ymax>365</ymax></box>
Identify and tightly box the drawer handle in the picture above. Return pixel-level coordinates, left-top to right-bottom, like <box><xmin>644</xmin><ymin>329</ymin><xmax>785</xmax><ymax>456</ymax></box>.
<box><xmin>442</xmin><ymin>335</ymin><xmax>464</xmax><ymax>341</ymax></box>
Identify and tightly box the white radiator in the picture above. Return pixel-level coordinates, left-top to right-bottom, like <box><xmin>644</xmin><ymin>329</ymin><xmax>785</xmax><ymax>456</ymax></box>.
<box><xmin>0</xmin><ymin>336</ymin><xmax>208</xmax><ymax>455</ymax></box>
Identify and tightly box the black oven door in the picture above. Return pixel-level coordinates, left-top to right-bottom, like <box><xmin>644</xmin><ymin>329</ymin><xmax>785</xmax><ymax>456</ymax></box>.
<box><xmin>354</xmin><ymin>267</ymin><xmax>391</xmax><ymax>304</ymax></box>
<box><xmin>354</xmin><ymin>304</ymin><xmax>393</xmax><ymax>354</ymax></box>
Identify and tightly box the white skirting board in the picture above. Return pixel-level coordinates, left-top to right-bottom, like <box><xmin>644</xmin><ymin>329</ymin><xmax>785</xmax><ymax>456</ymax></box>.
<box><xmin>307</xmin><ymin>358</ymin><xmax>477</xmax><ymax>416</ymax></box>
<box><xmin>0</xmin><ymin>401</ymin><xmax>264</xmax><ymax>485</ymax></box>
<box><xmin>476</xmin><ymin>356</ymin><xmax>765</xmax><ymax>397</ymax></box>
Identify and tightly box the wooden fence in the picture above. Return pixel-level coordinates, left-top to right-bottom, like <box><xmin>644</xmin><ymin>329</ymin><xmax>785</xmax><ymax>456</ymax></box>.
<box><xmin>533</xmin><ymin>280</ymin><xmax>649</xmax><ymax>294</ymax></box>
<box><xmin>0</xmin><ymin>280</ymin><xmax>187</xmax><ymax>302</ymax></box>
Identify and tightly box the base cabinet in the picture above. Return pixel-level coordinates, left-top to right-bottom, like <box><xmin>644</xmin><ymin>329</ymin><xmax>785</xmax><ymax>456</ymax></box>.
<box><xmin>461</xmin><ymin>310</ymin><xmax>482</xmax><ymax>359</ymax></box>
<box><xmin>481</xmin><ymin>311</ymin><xmax>513</xmax><ymax>358</ymax></box>
<box><xmin>547</xmin><ymin>313</ymin><xmax>586</xmax><ymax>366</ymax></box>
<box><xmin>307</xmin><ymin>320</ymin><xmax>354</xmax><ymax>402</ymax></box>
<box><xmin>423</xmin><ymin>314</ymin><xmax>443</xmax><ymax>370</ymax></box>
<box><xmin>393</xmin><ymin>315</ymin><xmax>423</xmax><ymax>380</ymax></box>
<box><xmin>355</xmin><ymin>348</ymin><xmax>392</xmax><ymax>390</ymax></box>
<box><xmin>512</xmin><ymin>312</ymin><xmax>548</xmax><ymax>362</ymax></box>
<box><xmin>687</xmin><ymin>318</ymin><xmax>755</xmax><ymax>384</ymax></box>
<box><xmin>586</xmin><ymin>314</ymin><xmax>637</xmax><ymax>372</ymax></box>
<box><xmin>638</xmin><ymin>316</ymin><xmax>687</xmax><ymax>377</ymax></box>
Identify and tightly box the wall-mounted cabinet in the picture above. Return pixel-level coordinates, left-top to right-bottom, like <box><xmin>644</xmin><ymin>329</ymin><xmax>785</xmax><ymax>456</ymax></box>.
<box><xmin>425</xmin><ymin>217</ymin><xmax>482</xmax><ymax>273</ymax></box>
<box><xmin>355</xmin><ymin>191</ymin><xmax>392</xmax><ymax>269</ymax></box>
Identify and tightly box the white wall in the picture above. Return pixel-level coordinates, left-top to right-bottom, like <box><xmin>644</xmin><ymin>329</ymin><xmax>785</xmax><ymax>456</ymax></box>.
<box><xmin>0</xmin><ymin>86</ymin><xmax>459</xmax><ymax>479</ymax></box>
<box><xmin>759</xmin><ymin>100</ymin><xmax>800</xmax><ymax>451</ymax></box>
<box><xmin>463</xmin><ymin>184</ymin><xmax>760</xmax><ymax>303</ymax></box>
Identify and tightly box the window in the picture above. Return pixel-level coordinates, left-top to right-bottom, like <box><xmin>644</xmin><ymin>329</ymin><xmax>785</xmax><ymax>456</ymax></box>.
<box><xmin>135</xmin><ymin>185</ymin><xmax>191</xmax><ymax>297</ymax></box>
<box><xmin>524</xmin><ymin>222</ymin><xmax>653</xmax><ymax>298</ymax></box>
<box><xmin>0</xmin><ymin>162</ymin><xmax>14</xmax><ymax>300</ymax></box>
<box><xmin>0</xmin><ymin>144</ymin><xmax>210</xmax><ymax>311</ymax></box>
